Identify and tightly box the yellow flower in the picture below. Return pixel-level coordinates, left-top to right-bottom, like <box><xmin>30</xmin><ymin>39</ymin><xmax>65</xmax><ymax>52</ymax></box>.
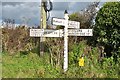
<box><xmin>79</xmin><ymin>57</ymin><xmax>84</xmax><ymax>67</ymax></box>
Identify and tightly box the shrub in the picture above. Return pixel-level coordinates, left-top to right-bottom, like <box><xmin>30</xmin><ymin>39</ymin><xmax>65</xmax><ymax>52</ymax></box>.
<box><xmin>94</xmin><ymin>2</ymin><xmax>120</xmax><ymax>59</ymax></box>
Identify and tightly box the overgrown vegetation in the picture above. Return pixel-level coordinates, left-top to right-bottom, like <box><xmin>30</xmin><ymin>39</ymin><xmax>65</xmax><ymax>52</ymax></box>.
<box><xmin>2</xmin><ymin>26</ymin><xmax>38</xmax><ymax>55</ymax></box>
<box><xmin>2</xmin><ymin>41</ymin><xmax>120</xmax><ymax>78</ymax></box>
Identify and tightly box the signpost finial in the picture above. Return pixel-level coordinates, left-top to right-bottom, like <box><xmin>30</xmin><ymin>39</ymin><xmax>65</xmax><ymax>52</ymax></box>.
<box><xmin>64</xmin><ymin>10</ymin><xmax>68</xmax><ymax>14</ymax></box>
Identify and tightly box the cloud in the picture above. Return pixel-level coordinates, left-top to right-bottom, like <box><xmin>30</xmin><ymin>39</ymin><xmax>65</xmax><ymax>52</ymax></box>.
<box><xmin>51</xmin><ymin>2</ymin><xmax>91</xmax><ymax>16</ymax></box>
<box><xmin>1</xmin><ymin>1</ymin><xmax>104</xmax><ymax>26</ymax></box>
<box><xmin>0</xmin><ymin>1</ymin><xmax>2</xmax><ymax>26</ymax></box>
<box><xmin>2</xmin><ymin>0</ymin><xmax>40</xmax><ymax>2</ymax></box>
<box><xmin>52</xmin><ymin>2</ymin><xmax>70</xmax><ymax>11</ymax></box>
<box><xmin>0</xmin><ymin>20</ymin><xmax>1</xmax><ymax>26</ymax></box>
<box><xmin>68</xmin><ymin>2</ymin><xmax>76</xmax><ymax>9</ymax></box>
<box><xmin>0</xmin><ymin>1</ymin><xmax>2</xmax><ymax>18</ymax></box>
<box><xmin>2</xmin><ymin>2</ymin><xmax>24</xmax><ymax>6</ymax></box>
<box><xmin>2</xmin><ymin>2</ymin><xmax>40</xmax><ymax>26</ymax></box>
<box><xmin>2</xmin><ymin>2</ymin><xmax>83</xmax><ymax>26</ymax></box>
<box><xmin>1</xmin><ymin>0</ymin><xmax>119</xmax><ymax>3</ymax></box>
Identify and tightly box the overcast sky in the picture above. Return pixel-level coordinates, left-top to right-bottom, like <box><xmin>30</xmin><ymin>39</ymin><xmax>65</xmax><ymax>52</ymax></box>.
<box><xmin>0</xmin><ymin>0</ymin><xmax>108</xmax><ymax>26</ymax></box>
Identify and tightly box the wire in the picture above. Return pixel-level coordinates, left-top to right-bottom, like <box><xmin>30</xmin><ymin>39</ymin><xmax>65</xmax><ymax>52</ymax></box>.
<box><xmin>47</xmin><ymin>11</ymin><xmax>50</xmax><ymax>21</ymax></box>
<box><xmin>43</xmin><ymin>0</ymin><xmax>53</xmax><ymax>12</ymax></box>
<box><xmin>43</xmin><ymin>0</ymin><xmax>53</xmax><ymax>21</ymax></box>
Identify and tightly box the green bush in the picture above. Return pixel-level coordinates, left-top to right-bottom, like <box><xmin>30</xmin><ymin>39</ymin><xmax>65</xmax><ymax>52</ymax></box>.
<box><xmin>94</xmin><ymin>2</ymin><xmax>120</xmax><ymax>58</ymax></box>
<box><xmin>68</xmin><ymin>41</ymin><xmax>119</xmax><ymax>78</ymax></box>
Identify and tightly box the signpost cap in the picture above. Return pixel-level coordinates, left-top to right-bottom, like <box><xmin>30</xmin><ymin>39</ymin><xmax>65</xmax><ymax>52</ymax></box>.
<box><xmin>64</xmin><ymin>10</ymin><xmax>68</xmax><ymax>14</ymax></box>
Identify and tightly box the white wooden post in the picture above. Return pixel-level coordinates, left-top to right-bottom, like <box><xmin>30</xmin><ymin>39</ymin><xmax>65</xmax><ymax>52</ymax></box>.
<box><xmin>64</xmin><ymin>10</ymin><xmax>69</xmax><ymax>72</ymax></box>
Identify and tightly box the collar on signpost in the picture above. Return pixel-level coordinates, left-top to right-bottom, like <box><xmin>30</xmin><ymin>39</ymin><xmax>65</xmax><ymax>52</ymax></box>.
<box><xmin>64</xmin><ymin>10</ymin><xmax>69</xmax><ymax>20</ymax></box>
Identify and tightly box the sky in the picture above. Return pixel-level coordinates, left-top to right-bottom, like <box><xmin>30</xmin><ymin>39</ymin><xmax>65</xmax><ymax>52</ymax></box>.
<box><xmin>0</xmin><ymin>0</ymin><xmax>118</xmax><ymax>26</ymax></box>
<box><xmin>1</xmin><ymin>1</ymin><xmax>93</xmax><ymax>26</ymax></box>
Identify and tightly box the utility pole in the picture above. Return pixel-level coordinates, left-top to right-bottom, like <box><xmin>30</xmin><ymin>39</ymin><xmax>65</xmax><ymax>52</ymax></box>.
<box><xmin>40</xmin><ymin>0</ymin><xmax>47</xmax><ymax>56</ymax></box>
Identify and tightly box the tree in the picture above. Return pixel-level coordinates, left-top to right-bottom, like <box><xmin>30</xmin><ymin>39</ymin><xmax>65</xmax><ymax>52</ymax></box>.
<box><xmin>68</xmin><ymin>2</ymin><xmax>100</xmax><ymax>42</ymax></box>
<box><xmin>94</xmin><ymin>2</ymin><xmax>120</xmax><ymax>58</ymax></box>
<box><xmin>3</xmin><ymin>19</ymin><xmax>15</xmax><ymax>28</ymax></box>
<box><xmin>69</xmin><ymin>2</ymin><xmax>100</xmax><ymax>29</ymax></box>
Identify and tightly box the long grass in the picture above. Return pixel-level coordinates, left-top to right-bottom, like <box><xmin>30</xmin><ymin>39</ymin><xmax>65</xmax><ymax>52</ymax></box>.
<box><xmin>2</xmin><ymin>41</ymin><xmax>120</xmax><ymax>78</ymax></box>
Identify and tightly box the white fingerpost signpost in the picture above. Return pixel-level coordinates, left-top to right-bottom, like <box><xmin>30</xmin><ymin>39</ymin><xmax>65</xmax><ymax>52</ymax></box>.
<box><xmin>64</xmin><ymin>10</ymin><xmax>69</xmax><ymax>72</ymax></box>
<box><xmin>30</xmin><ymin>10</ymin><xmax>93</xmax><ymax>72</ymax></box>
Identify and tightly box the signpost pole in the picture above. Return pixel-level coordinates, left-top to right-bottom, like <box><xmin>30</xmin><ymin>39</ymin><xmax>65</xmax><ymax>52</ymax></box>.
<box><xmin>40</xmin><ymin>0</ymin><xmax>47</xmax><ymax>56</ymax></box>
<box><xmin>64</xmin><ymin>10</ymin><xmax>69</xmax><ymax>72</ymax></box>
